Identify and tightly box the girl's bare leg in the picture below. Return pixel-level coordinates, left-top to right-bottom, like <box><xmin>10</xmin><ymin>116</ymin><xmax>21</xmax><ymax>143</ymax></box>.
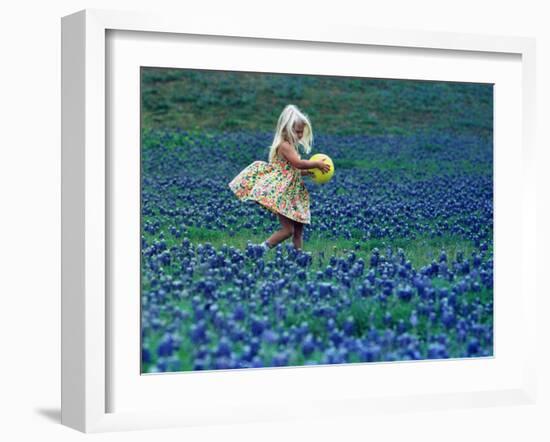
<box><xmin>292</xmin><ymin>220</ymin><xmax>304</xmax><ymax>250</ymax></box>
<box><xmin>265</xmin><ymin>213</ymin><xmax>294</xmax><ymax>248</ymax></box>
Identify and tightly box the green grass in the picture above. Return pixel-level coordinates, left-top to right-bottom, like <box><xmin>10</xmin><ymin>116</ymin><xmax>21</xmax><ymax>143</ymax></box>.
<box><xmin>140</xmin><ymin>68</ymin><xmax>493</xmax><ymax>139</ymax></box>
<box><xmin>146</xmin><ymin>225</ymin><xmax>480</xmax><ymax>273</ymax></box>
<box><xmin>335</xmin><ymin>157</ymin><xmax>489</xmax><ymax>176</ymax></box>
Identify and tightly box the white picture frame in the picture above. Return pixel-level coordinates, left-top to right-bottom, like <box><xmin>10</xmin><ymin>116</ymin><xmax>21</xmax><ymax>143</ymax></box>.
<box><xmin>61</xmin><ymin>8</ymin><xmax>538</xmax><ymax>433</ymax></box>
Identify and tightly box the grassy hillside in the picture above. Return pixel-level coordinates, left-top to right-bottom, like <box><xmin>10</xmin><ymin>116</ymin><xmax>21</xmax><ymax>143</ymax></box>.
<box><xmin>141</xmin><ymin>68</ymin><xmax>493</xmax><ymax>138</ymax></box>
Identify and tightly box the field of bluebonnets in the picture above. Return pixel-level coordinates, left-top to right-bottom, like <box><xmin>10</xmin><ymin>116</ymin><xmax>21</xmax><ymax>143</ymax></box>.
<box><xmin>140</xmin><ymin>69</ymin><xmax>494</xmax><ymax>373</ymax></box>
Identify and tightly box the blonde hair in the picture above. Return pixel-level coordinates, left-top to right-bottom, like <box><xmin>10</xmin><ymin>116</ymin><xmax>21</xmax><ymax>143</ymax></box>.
<box><xmin>268</xmin><ymin>104</ymin><xmax>313</xmax><ymax>162</ymax></box>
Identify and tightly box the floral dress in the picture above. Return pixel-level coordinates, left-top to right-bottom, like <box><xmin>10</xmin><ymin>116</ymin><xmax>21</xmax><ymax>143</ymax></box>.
<box><xmin>228</xmin><ymin>144</ymin><xmax>311</xmax><ymax>224</ymax></box>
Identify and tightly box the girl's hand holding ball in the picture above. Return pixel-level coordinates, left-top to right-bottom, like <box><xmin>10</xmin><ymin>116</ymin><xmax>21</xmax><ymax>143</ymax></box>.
<box><xmin>316</xmin><ymin>159</ymin><xmax>331</xmax><ymax>173</ymax></box>
<box><xmin>308</xmin><ymin>153</ymin><xmax>334</xmax><ymax>184</ymax></box>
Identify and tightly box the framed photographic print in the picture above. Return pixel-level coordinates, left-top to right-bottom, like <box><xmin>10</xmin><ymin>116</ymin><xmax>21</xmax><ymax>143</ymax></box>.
<box><xmin>61</xmin><ymin>8</ymin><xmax>538</xmax><ymax>433</ymax></box>
<box><xmin>139</xmin><ymin>68</ymin><xmax>497</xmax><ymax>375</ymax></box>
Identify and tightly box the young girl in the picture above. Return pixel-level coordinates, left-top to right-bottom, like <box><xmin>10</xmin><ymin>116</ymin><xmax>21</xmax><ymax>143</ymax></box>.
<box><xmin>228</xmin><ymin>104</ymin><xmax>330</xmax><ymax>251</ymax></box>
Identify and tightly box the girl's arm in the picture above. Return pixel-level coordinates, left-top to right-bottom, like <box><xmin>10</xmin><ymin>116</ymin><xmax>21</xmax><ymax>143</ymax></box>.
<box><xmin>278</xmin><ymin>142</ymin><xmax>330</xmax><ymax>172</ymax></box>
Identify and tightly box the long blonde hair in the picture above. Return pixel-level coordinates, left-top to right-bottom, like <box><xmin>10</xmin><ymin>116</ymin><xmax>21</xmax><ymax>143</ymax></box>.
<box><xmin>268</xmin><ymin>104</ymin><xmax>314</xmax><ymax>162</ymax></box>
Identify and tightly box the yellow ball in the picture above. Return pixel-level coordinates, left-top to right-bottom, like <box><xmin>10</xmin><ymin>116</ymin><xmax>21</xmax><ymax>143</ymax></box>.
<box><xmin>308</xmin><ymin>153</ymin><xmax>334</xmax><ymax>184</ymax></box>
